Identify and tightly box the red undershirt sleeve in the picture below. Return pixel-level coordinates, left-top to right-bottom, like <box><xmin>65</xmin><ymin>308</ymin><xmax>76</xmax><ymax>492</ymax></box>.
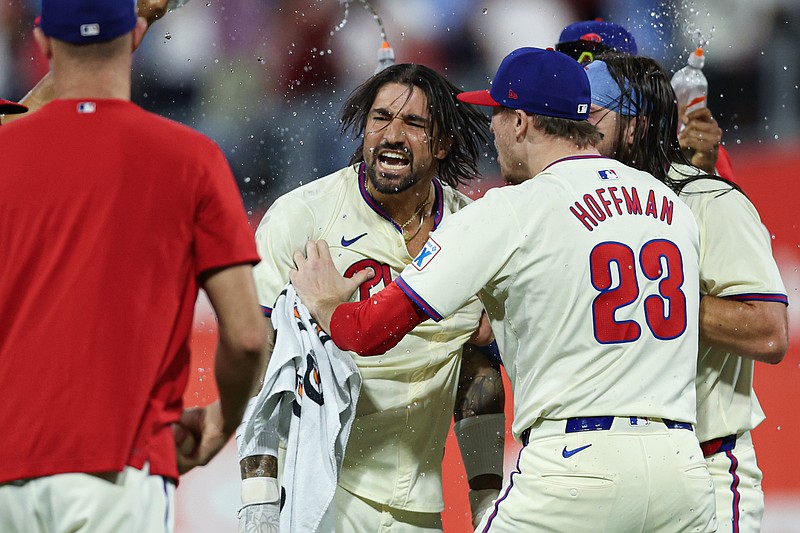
<box><xmin>329</xmin><ymin>281</ymin><xmax>428</xmax><ymax>356</ymax></box>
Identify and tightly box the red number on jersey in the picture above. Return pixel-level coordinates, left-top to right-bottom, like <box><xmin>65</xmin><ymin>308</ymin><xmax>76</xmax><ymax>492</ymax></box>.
<box><xmin>344</xmin><ymin>259</ymin><xmax>393</xmax><ymax>301</ymax></box>
<box><xmin>640</xmin><ymin>239</ymin><xmax>687</xmax><ymax>339</ymax></box>
<box><xmin>590</xmin><ymin>242</ymin><xmax>641</xmax><ymax>343</ymax></box>
<box><xmin>590</xmin><ymin>240</ymin><xmax>686</xmax><ymax>344</ymax></box>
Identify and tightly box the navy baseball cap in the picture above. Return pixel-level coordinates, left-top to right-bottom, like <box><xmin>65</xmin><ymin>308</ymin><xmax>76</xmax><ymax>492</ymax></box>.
<box><xmin>457</xmin><ymin>47</ymin><xmax>591</xmax><ymax>121</ymax></box>
<box><xmin>40</xmin><ymin>0</ymin><xmax>137</xmax><ymax>44</ymax></box>
<box><xmin>0</xmin><ymin>99</ymin><xmax>28</xmax><ymax>115</ymax></box>
<box><xmin>557</xmin><ymin>19</ymin><xmax>638</xmax><ymax>55</ymax></box>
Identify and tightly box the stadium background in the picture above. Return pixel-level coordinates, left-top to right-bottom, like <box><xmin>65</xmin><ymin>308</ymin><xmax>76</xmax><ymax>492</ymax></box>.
<box><xmin>2</xmin><ymin>0</ymin><xmax>797</xmax><ymax>531</ymax></box>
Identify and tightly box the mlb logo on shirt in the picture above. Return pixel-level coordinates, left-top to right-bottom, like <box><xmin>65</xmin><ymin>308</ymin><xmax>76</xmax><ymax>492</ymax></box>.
<box><xmin>628</xmin><ymin>417</ymin><xmax>650</xmax><ymax>427</ymax></box>
<box><xmin>412</xmin><ymin>238</ymin><xmax>441</xmax><ymax>271</ymax></box>
<box><xmin>598</xmin><ymin>169</ymin><xmax>619</xmax><ymax>181</ymax></box>
<box><xmin>77</xmin><ymin>102</ymin><xmax>96</xmax><ymax>114</ymax></box>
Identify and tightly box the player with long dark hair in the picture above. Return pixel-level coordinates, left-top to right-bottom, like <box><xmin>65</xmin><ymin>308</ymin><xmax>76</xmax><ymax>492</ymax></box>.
<box><xmin>341</xmin><ymin>62</ymin><xmax>487</xmax><ymax>189</ymax></box>
<box><xmin>585</xmin><ymin>52</ymin><xmax>788</xmax><ymax>533</ymax></box>
<box><xmin>238</xmin><ymin>63</ymin><xmax>506</xmax><ymax>532</ymax></box>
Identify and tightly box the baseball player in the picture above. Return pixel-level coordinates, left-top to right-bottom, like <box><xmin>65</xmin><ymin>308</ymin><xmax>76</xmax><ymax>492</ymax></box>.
<box><xmin>290</xmin><ymin>47</ymin><xmax>717</xmax><ymax>533</ymax></box>
<box><xmin>237</xmin><ymin>63</ymin><xmax>506</xmax><ymax>532</ymax></box>
<box><xmin>0</xmin><ymin>1</ymin><xmax>266</xmax><ymax>531</ymax></box>
<box><xmin>556</xmin><ymin>18</ymin><xmax>737</xmax><ymax>180</ymax></box>
<box><xmin>584</xmin><ymin>53</ymin><xmax>788</xmax><ymax>533</ymax></box>
<box><xmin>1</xmin><ymin>0</ymin><xmax>174</xmax><ymax>127</ymax></box>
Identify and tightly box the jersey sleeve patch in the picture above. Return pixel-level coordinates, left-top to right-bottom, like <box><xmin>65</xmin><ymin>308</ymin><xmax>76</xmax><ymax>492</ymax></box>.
<box><xmin>411</xmin><ymin>237</ymin><xmax>441</xmax><ymax>271</ymax></box>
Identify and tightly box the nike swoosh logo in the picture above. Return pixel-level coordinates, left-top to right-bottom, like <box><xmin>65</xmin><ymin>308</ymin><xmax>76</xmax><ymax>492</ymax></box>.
<box><xmin>562</xmin><ymin>444</ymin><xmax>592</xmax><ymax>458</ymax></box>
<box><xmin>341</xmin><ymin>232</ymin><xmax>368</xmax><ymax>247</ymax></box>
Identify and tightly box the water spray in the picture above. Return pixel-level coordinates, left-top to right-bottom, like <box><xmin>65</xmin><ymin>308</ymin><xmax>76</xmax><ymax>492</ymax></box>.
<box><xmin>335</xmin><ymin>0</ymin><xmax>395</xmax><ymax>74</ymax></box>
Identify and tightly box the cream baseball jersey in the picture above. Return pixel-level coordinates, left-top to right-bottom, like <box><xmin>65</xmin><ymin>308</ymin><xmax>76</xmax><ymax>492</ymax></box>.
<box><xmin>398</xmin><ymin>156</ymin><xmax>702</xmax><ymax>441</ymax></box>
<box><xmin>670</xmin><ymin>165</ymin><xmax>788</xmax><ymax>443</ymax></box>
<box><xmin>252</xmin><ymin>163</ymin><xmax>482</xmax><ymax>512</ymax></box>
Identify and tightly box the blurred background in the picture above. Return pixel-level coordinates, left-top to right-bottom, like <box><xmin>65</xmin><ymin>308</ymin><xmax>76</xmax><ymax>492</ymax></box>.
<box><xmin>3</xmin><ymin>0</ymin><xmax>799</xmax><ymax>531</ymax></box>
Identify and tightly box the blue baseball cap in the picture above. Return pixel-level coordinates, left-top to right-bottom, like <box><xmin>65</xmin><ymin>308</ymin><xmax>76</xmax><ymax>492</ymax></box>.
<box><xmin>457</xmin><ymin>47</ymin><xmax>591</xmax><ymax>121</ymax></box>
<box><xmin>557</xmin><ymin>19</ymin><xmax>638</xmax><ymax>55</ymax></box>
<box><xmin>40</xmin><ymin>0</ymin><xmax>137</xmax><ymax>44</ymax></box>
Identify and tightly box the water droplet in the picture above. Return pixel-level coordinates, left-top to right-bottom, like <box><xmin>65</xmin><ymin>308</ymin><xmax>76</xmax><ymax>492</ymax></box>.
<box><xmin>164</xmin><ymin>32</ymin><xmax>172</xmax><ymax>40</ymax></box>
<box><xmin>257</xmin><ymin>56</ymin><xmax>265</xmax><ymax>64</ymax></box>
<box><xmin>482</xmin><ymin>8</ymin><xmax>488</xmax><ymax>14</ymax></box>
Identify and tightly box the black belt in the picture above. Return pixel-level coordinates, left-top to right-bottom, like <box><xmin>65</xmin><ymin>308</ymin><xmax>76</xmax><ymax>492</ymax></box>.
<box><xmin>699</xmin><ymin>434</ymin><xmax>737</xmax><ymax>457</ymax></box>
<box><xmin>521</xmin><ymin>416</ymin><xmax>693</xmax><ymax>446</ymax></box>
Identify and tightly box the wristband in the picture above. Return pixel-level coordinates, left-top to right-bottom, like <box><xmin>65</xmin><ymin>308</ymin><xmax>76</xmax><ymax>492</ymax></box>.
<box><xmin>241</xmin><ymin>477</ymin><xmax>280</xmax><ymax>507</ymax></box>
<box><xmin>454</xmin><ymin>413</ymin><xmax>505</xmax><ymax>480</ymax></box>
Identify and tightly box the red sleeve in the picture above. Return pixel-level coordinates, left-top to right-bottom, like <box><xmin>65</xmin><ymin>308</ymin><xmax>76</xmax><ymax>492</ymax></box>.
<box><xmin>330</xmin><ymin>281</ymin><xmax>429</xmax><ymax>356</ymax></box>
<box><xmin>194</xmin><ymin>147</ymin><xmax>260</xmax><ymax>277</ymax></box>
<box><xmin>715</xmin><ymin>145</ymin><xmax>737</xmax><ymax>183</ymax></box>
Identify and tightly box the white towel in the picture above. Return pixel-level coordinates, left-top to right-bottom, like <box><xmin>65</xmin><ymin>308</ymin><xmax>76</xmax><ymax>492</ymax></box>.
<box><xmin>236</xmin><ymin>284</ymin><xmax>361</xmax><ymax>533</ymax></box>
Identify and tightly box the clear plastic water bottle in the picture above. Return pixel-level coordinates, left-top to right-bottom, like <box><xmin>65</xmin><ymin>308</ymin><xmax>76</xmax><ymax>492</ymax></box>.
<box><xmin>166</xmin><ymin>0</ymin><xmax>192</xmax><ymax>11</ymax></box>
<box><xmin>375</xmin><ymin>40</ymin><xmax>395</xmax><ymax>74</ymax></box>
<box><xmin>671</xmin><ymin>48</ymin><xmax>708</xmax><ymax>116</ymax></box>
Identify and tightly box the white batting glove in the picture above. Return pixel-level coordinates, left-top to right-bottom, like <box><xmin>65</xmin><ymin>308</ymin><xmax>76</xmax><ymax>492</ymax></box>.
<box><xmin>238</xmin><ymin>477</ymin><xmax>280</xmax><ymax>533</ymax></box>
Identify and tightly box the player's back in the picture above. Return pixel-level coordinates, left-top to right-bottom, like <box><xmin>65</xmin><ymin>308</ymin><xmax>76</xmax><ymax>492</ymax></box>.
<box><xmin>0</xmin><ymin>98</ymin><xmax>252</xmax><ymax>483</ymax></box>
<box><xmin>466</xmin><ymin>156</ymin><xmax>701</xmax><ymax>435</ymax></box>
<box><xmin>397</xmin><ymin>154</ymin><xmax>713</xmax><ymax>531</ymax></box>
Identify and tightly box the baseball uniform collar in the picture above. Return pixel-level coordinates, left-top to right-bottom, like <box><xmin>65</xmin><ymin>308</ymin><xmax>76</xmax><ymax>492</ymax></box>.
<box><xmin>541</xmin><ymin>154</ymin><xmax>608</xmax><ymax>172</ymax></box>
<box><xmin>357</xmin><ymin>162</ymin><xmax>445</xmax><ymax>233</ymax></box>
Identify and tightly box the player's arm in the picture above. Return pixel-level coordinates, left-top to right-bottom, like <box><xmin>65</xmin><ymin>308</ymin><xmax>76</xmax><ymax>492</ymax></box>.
<box><xmin>699</xmin><ymin>296</ymin><xmax>787</xmax><ymax>363</ymax></box>
<box><xmin>176</xmin><ymin>264</ymin><xmax>269</xmax><ymax>474</ymax></box>
<box><xmin>692</xmin><ymin>187</ymin><xmax>788</xmax><ymax>363</ymax></box>
<box><xmin>678</xmin><ymin>107</ymin><xmax>722</xmax><ymax>175</ymax></box>
<box><xmin>454</xmin><ymin>325</ymin><xmax>505</xmax><ymax>528</ymax></box>
<box><xmin>236</xmin><ymin>196</ymin><xmax>321</xmax><ymax>531</ymax></box>
<box><xmin>290</xmin><ymin>240</ymin><xmax>427</xmax><ymax>354</ymax></box>
<box><xmin>238</xmin><ymin>454</ymin><xmax>280</xmax><ymax>532</ymax></box>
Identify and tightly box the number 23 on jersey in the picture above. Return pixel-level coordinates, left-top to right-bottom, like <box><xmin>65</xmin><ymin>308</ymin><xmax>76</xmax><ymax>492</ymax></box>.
<box><xmin>590</xmin><ymin>239</ymin><xmax>688</xmax><ymax>344</ymax></box>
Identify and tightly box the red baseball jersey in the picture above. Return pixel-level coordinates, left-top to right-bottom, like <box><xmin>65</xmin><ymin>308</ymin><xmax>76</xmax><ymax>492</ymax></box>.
<box><xmin>0</xmin><ymin>99</ymin><xmax>258</xmax><ymax>483</ymax></box>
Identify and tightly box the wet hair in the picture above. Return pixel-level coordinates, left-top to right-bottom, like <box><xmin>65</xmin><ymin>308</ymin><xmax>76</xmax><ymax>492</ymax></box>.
<box><xmin>595</xmin><ymin>52</ymin><xmax>741</xmax><ymax>195</ymax></box>
<box><xmin>340</xmin><ymin>63</ymin><xmax>491</xmax><ymax>188</ymax></box>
